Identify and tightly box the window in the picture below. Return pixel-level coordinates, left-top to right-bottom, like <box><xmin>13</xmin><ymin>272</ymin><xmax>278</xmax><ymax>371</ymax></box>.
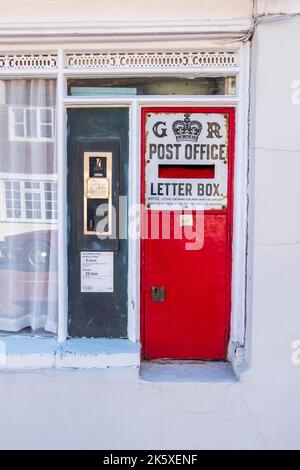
<box><xmin>9</xmin><ymin>107</ymin><xmax>54</xmax><ymax>142</ymax></box>
<box><xmin>40</xmin><ymin>108</ymin><xmax>54</xmax><ymax>139</ymax></box>
<box><xmin>3</xmin><ymin>180</ymin><xmax>58</xmax><ymax>222</ymax></box>
<box><xmin>0</xmin><ymin>78</ymin><xmax>57</xmax><ymax>337</ymax></box>
<box><xmin>44</xmin><ymin>182</ymin><xmax>58</xmax><ymax>220</ymax></box>
<box><xmin>4</xmin><ymin>181</ymin><xmax>21</xmax><ymax>219</ymax></box>
<box><xmin>68</xmin><ymin>76</ymin><xmax>236</xmax><ymax>96</ymax></box>
<box><xmin>24</xmin><ymin>181</ymin><xmax>42</xmax><ymax>220</ymax></box>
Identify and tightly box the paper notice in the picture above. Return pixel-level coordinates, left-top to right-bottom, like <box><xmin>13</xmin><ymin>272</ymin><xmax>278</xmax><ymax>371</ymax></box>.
<box><xmin>81</xmin><ymin>251</ymin><xmax>113</xmax><ymax>293</ymax></box>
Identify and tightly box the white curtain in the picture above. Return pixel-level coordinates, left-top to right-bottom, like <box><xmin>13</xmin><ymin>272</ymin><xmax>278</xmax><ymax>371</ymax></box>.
<box><xmin>0</xmin><ymin>79</ymin><xmax>58</xmax><ymax>334</ymax></box>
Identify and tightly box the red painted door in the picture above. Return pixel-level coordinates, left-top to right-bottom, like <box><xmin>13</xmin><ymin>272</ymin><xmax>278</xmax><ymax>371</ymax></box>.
<box><xmin>141</xmin><ymin>107</ymin><xmax>235</xmax><ymax>360</ymax></box>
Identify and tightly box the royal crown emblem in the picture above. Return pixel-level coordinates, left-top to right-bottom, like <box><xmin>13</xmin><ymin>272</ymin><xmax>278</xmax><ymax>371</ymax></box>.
<box><xmin>172</xmin><ymin>113</ymin><xmax>202</xmax><ymax>142</ymax></box>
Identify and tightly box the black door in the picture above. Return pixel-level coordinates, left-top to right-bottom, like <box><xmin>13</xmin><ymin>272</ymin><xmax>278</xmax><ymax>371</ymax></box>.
<box><xmin>67</xmin><ymin>108</ymin><xmax>129</xmax><ymax>337</ymax></box>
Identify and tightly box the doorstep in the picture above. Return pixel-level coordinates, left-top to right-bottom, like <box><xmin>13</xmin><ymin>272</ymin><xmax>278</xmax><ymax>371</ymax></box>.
<box><xmin>140</xmin><ymin>360</ymin><xmax>238</xmax><ymax>383</ymax></box>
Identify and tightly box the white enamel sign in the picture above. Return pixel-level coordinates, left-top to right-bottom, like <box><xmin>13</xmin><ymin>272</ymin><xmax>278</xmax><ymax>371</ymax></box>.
<box><xmin>81</xmin><ymin>251</ymin><xmax>114</xmax><ymax>293</ymax></box>
<box><xmin>145</xmin><ymin>111</ymin><xmax>229</xmax><ymax>209</ymax></box>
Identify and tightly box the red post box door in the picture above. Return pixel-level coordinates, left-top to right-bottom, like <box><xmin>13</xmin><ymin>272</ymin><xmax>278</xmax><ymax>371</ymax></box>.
<box><xmin>141</xmin><ymin>107</ymin><xmax>235</xmax><ymax>360</ymax></box>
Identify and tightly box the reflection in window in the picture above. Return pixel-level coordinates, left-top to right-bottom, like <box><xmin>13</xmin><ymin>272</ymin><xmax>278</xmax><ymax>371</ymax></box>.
<box><xmin>44</xmin><ymin>182</ymin><xmax>58</xmax><ymax>220</ymax></box>
<box><xmin>40</xmin><ymin>108</ymin><xmax>53</xmax><ymax>139</ymax></box>
<box><xmin>3</xmin><ymin>180</ymin><xmax>58</xmax><ymax>222</ymax></box>
<box><xmin>0</xmin><ymin>79</ymin><xmax>57</xmax><ymax>335</ymax></box>
<box><xmin>9</xmin><ymin>107</ymin><xmax>54</xmax><ymax>142</ymax></box>
<box><xmin>68</xmin><ymin>76</ymin><xmax>236</xmax><ymax>96</ymax></box>
<box><xmin>24</xmin><ymin>182</ymin><xmax>41</xmax><ymax>220</ymax></box>
<box><xmin>4</xmin><ymin>181</ymin><xmax>21</xmax><ymax>219</ymax></box>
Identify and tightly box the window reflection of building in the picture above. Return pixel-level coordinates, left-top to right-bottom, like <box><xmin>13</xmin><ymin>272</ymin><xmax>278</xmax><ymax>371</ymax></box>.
<box><xmin>9</xmin><ymin>106</ymin><xmax>54</xmax><ymax>142</ymax></box>
<box><xmin>3</xmin><ymin>179</ymin><xmax>58</xmax><ymax>222</ymax></box>
<box><xmin>0</xmin><ymin>79</ymin><xmax>58</xmax><ymax>335</ymax></box>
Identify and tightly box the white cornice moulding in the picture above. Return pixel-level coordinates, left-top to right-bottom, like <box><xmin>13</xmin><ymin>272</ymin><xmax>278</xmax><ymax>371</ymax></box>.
<box><xmin>0</xmin><ymin>19</ymin><xmax>253</xmax><ymax>40</ymax></box>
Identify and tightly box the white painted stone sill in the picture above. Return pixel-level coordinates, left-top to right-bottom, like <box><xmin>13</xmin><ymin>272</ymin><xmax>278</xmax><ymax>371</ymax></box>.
<box><xmin>0</xmin><ymin>336</ymin><xmax>140</xmax><ymax>370</ymax></box>
<box><xmin>0</xmin><ymin>336</ymin><xmax>240</xmax><ymax>383</ymax></box>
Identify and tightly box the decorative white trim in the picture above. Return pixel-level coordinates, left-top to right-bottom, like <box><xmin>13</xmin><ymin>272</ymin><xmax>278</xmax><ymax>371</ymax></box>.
<box><xmin>0</xmin><ymin>53</ymin><xmax>57</xmax><ymax>71</ymax></box>
<box><xmin>127</xmin><ymin>102</ymin><xmax>139</xmax><ymax>342</ymax></box>
<box><xmin>65</xmin><ymin>50</ymin><xmax>239</xmax><ymax>72</ymax></box>
<box><xmin>229</xmin><ymin>42</ymin><xmax>250</xmax><ymax>349</ymax></box>
<box><xmin>0</xmin><ymin>50</ymin><xmax>239</xmax><ymax>76</ymax></box>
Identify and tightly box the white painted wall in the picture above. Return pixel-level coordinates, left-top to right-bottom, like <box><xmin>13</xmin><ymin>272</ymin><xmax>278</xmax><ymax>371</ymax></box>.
<box><xmin>0</xmin><ymin>0</ymin><xmax>254</xmax><ymax>40</ymax></box>
<box><xmin>0</xmin><ymin>0</ymin><xmax>300</xmax><ymax>450</ymax></box>
<box><xmin>0</xmin><ymin>0</ymin><xmax>253</xmax><ymax>25</ymax></box>
<box><xmin>256</xmin><ymin>0</ymin><xmax>300</xmax><ymax>15</ymax></box>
